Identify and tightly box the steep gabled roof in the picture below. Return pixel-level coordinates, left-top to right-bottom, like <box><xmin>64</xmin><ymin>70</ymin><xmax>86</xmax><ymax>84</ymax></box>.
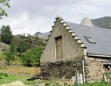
<box><xmin>67</xmin><ymin>22</ymin><xmax>111</xmax><ymax>55</ymax></box>
<box><xmin>43</xmin><ymin>17</ymin><xmax>111</xmax><ymax>56</ymax></box>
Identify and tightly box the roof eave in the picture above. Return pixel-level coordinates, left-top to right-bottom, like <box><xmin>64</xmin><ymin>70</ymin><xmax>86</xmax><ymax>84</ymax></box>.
<box><xmin>87</xmin><ymin>53</ymin><xmax>111</xmax><ymax>58</ymax></box>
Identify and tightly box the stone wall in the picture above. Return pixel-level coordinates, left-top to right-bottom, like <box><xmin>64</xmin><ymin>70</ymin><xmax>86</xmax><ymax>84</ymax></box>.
<box><xmin>85</xmin><ymin>57</ymin><xmax>111</xmax><ymax>83</ymax></box>
<box><xmin>40</xmin><ymin>17</ymin><xmax>86</xmax><ymax>80</ymax></box>
<box><xmin>40</xmin><ymin>17</ymin><xmax>85</xmax><ymax>64</ymax></box>
<box><xmin>40</xmin><ymin>17</ymin><xmax>111</xmax><ymax>83</ymax></box>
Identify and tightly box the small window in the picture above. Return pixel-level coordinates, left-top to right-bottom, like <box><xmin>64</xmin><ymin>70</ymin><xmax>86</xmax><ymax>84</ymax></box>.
<box><xmin>84</xmin><ymin>36</ymin><xmax>96</xmax><ymax>44</ymax></box>
<box><xmin>55</xmin><ymin>36</ymin><xmax>62</xmax><ymax>59</ymax></box>
<box><xmin>103</xmin><ymin>64</ymin><xmax>111</xmax><ymax>71</ymax></box>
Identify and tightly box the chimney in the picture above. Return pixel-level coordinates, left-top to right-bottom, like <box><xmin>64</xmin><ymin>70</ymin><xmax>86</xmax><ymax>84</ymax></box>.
<box><xmin>81</xmin><ymin>17</ymin><xmax>93</xmax><ymax>27</ymax></box>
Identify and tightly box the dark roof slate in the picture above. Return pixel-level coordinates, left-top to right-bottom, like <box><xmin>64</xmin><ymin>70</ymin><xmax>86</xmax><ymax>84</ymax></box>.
<box><xmin>67</xmin><ymin>22</ymin><xmax>111</xmax><ymax>55</ymax></box>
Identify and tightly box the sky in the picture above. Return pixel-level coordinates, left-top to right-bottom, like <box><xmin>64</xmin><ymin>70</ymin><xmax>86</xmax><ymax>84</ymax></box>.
<box><xmin>0</xmin><ymin>0</ymin><xmax>111</xmax><ymax>35</ymax></box>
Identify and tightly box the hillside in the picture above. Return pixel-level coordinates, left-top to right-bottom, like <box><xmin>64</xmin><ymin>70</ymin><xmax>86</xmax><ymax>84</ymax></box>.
<box><xmin>34</xmin><ymin>32</ymin><xmax>50</xmax><ymax>39</ymax></box>
<box><xmin>91</xmin><ymin>16</ymin><xmax>111</xmax><ymax>29</ymax></box>
<box><xmin>13</xmin><ymin>34</ymin><xmax>46</xmax><ymax>49</ymax></box>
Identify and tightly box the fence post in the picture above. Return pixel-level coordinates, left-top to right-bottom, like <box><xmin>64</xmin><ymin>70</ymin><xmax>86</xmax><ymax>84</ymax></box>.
<box><xmin>82</xmin><ymin>60</ymin><xmax>85</xmax><ymax>84</ymax></box>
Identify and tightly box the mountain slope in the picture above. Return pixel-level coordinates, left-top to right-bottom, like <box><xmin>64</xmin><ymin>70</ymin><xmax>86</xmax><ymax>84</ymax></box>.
<box><xmin>91</xmin><ymin>16</ymin><xmax>111</xmax><ymax>29</ymax></box>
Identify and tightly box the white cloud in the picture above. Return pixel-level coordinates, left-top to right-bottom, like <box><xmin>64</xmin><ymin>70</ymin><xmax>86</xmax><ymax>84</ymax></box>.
<box><xmin>0</xmin><ymin>0</ymin><xmax>111</xmax><ymax>35</ymax></box>
<box><xmin>71</xmin><ymin>5</ymin><xmax>100</xmax><ymax>14</ymax></box>
<box><xmin>70</xmin><ymin>0</ymin><xmax>111</xmax><ymax>20</ymax></box>
<box><xmin>84</xmin><ymin>0</ymin><xmax>111</xmax><ymax>5</ymax></box>
<box><xmin>0</xmin><ymin>12</ymin><xmax>53</xmax><ymax>35</ymax></box>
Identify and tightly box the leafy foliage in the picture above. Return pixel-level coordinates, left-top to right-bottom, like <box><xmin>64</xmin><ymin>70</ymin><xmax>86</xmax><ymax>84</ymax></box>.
<box><xmin>25</xmin><ymin>34</ymin><xmax>33</xmax><ymax>49</ymax></box>
<box><xmin>0</xmin><ymin>72</ymin><xmax>8</xmax><ymax>79</ymax></box>
<box><xmin>4</xmin><ymin>51</ymin><xmax>15</xmax><ymax>65</ymax></box>
<box><xmin>17</xmin><ymin>40</ymin><xmax>27</xmax><ymax>53</ymax></box>
<box><xmin>13</xmin><ymin>34</ymin><xmax>46</xmax><ymax>51</ymax></box>
<box><xmin>0</xmin><ymin>0</ymin><xmax>10</xmax><ymax>19</ymax></box>
<box><xmin>20</xmin><ymin>46</ymin><xmax>43</xmax><ymax>66</ymax></box>
<box><xmin>0</xmin><ymin>25</ymin><xmax>13</xmax><ymax>44</ymax></box>
<box><xmin>10</xmin><ymin>40</ymin><xmax>16</xmax><ymax>53</ymax></box>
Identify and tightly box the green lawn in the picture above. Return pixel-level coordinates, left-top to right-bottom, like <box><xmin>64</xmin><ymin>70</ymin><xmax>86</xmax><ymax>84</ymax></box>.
<box><xmin>0</xmin><ymin>75</ymin><xmax>111</xmax><ymax>86</ymax></box>
<box><xmin>0</xmin><ymin>75</ymin><xmax>37</xmax><ymax>85</ymax></box>
<box><xmin>0</xmin><ymin>65</ymin><xmax>110</xmax><ymax>86</ymax></box>
<box><xmin>0</xmin><ymin>54</ymin><xmax>5</xmax><ymax>59</ymax></box>
<box><xmin>73</xmin><ymin>82</ymin><xmax>111</xmax><ymax>86</ymax></box>
<box><xmin>0</xmin><ymin>75</ymin><xmax>66</xmax><ymax>85</ymax></box>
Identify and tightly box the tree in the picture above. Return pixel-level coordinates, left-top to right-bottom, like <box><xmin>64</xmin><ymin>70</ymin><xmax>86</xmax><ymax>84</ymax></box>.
<box><xmin>10</xmin><ymin>40</ymin><xmax>16</xmax><ymax>53</ymax></box>
<box><xmin>25</xmin><ymin>34</ymin><xmax>33</xmax><ymax>49</ymax></box>
<box><xmin>4</xmin><ymin>51</ymin><xmax>15</xmax><ymax>65</ymax></box>
<box><xmin>18</xmin><ymin>40</ymin><xmax>27</xmax><ymax>53</ymax></box>
<box><xmin>0</xmin><ymin>0</ymin><xmax>10</xmax><ymax>19</ymax></box>
<box><xmin>20</xmin><ymin>46</ymin><xmax>43</xmax><ymax>66</ymax></box>
<box><xmin>0</xmin><ymin>25</ymin><xmax>13</xmax><ymax>44</ymax></box>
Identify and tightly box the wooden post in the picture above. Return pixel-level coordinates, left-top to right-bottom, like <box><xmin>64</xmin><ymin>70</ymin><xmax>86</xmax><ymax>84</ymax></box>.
<box><xmin>82</xmin><ymin>60</ymin><xmax>85</xmax><ymax>84</ymax></box>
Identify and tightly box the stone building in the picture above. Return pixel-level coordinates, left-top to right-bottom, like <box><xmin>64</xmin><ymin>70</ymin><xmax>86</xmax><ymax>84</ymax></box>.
<box><xmin>40</xmin><ymin>17</ymin><xmax>111</xmax><ymax>83</ymax></box>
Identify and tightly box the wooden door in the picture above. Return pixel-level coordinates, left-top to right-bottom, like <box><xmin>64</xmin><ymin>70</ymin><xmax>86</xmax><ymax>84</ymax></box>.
<box><xmin>55</xmin><ymin>36</ymin><xmax>62</xmax><ymax>59</ymax></box>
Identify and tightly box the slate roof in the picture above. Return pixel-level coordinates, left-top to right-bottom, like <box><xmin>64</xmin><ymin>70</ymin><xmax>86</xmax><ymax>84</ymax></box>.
<box><xmin>67</xmin><ymin>22</ymin><xmax>111</xmax><ymax>55</ymax></box>
<box><xmin>42</xmin><ymin>21</ymin><xmax>111</xmax><ymax>55</ymax></box>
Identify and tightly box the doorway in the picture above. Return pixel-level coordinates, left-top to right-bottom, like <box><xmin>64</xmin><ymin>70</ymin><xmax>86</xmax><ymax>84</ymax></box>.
<box><xmin>55</xmin><ymin>36</ymin><xmax>62</xmax><ymax>59</ymax></box>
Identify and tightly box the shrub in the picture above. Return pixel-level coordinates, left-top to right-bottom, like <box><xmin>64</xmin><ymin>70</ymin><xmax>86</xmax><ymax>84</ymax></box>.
<box><xmin>4</xmin><ymin>51</ymin><xmax>15</xmax><ymax>65</ymax></box>
<box><xmin>0</xmin><ymin>72</ymin><xmax>8</xmax><ymax>79</ymax></box>
<box><xmin>20</xmin><ymin>46</ymin><xmax>43</xmax><ymax>66</ymax></box>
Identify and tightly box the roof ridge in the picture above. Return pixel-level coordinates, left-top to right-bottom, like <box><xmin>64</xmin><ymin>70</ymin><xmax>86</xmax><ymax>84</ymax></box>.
<box><xmin>67</xmin><ymin>22</ymin><xmax>111</xmax><ymax>30</ymax></box>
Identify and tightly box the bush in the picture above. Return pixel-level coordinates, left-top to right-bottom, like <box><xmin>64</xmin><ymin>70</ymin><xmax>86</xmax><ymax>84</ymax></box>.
<box><xmin>20</xmin><ymin>46</ymin><xmax>43</xmax><ymax>66</ymax></box>
<box><xmin>4</xmin><ymin>51</ymin><xmax>15</xmax><ymax>65</ymax></box>
<box><xmin>18</xmin><ymin>40</ymin><xmax>27</xmax><ymax>53</ymax></box>
<box><xmin>0</xmin><ymin>72</ymin><xmax>8</xmax><ymax>79</ymax></box>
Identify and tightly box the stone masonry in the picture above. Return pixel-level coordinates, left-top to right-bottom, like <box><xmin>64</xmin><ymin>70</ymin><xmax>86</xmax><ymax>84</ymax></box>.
<box><xmin>40</xmin><ymin>17</ymin><xmax>86</xmax><ymax>80</ymax></box>
<box><xmin>85</xmin><ymin>57</ymin><xmax>111</xmax><ymax>83</ymax></box>
<box><xmin>40</xmin><ymin>17</ymin><xmax>111</xmax><ymax>83</ymax></box>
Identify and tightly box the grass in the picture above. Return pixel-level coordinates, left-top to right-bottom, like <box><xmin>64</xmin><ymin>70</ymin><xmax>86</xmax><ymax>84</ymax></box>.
<box><xmin>0</xmin><ymin>65</ymin><xmax>40</xmax><ymax>85</ymax></box>
<box><xmin>0</xmin><ymin>75</ymin><xmax>33</xmax><ymax>85</ymax></box>
<box><xmin>37</xmin><ymin>79</ymin><xmax>69</xmax><ymax>84</ymax></box>
<box><xmin>0</xmin><ymin>75</ymin><xmax>65</xmax><ymax>85</ymax></box>
<box><xmin>73</xmin><ymin>82</ymin><xmax>111</xmax><ymax>86</ymax></box>
<box><xmin>0</xmin><ymin>54</ymin><xmax>5</xmax><ymax>59</ymax></box>
<box><xmin>105</xmin><ymin>71</ymin><xmax>111</xmax><ymax>81</ymax></box>
<box><xmin>24</xmin><ymin>80</ymin><xmax>37</xmax><ymax>85</ymax></box>
<box><xmin>0</xmin><ymin>74</ymin><xmax>111</xmax><ymax>86</ymax></box>
<box><xmin>0</xmin><ymin>75</ymin><xmax>39</xmax><ymax>85</ymax></box>
<box><xmin>0</xmin><ymin>66</ymin><xmax>35</xmax><ymax>76</ymax></box>
<box><xmin>0</xmin><ymin>59</ymin><xmax>110</xmax><ymax>86</ymax></box>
